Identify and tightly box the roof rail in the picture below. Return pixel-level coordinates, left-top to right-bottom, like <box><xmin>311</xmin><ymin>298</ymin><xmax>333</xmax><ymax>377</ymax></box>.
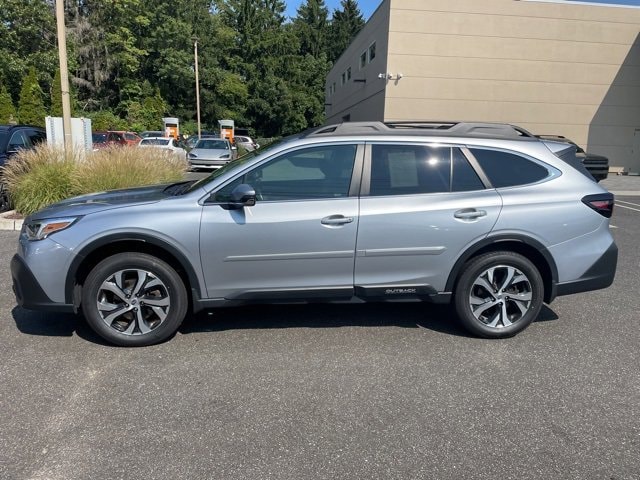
<box><xmin>306</xmin><ymin>121</ymin><xmax>535</xmax><ymax>140</ymax></box>
<box><xmin>307</xmin><ymin>122</ymin><xmax>389</xmax><ymax>136</ymax></box>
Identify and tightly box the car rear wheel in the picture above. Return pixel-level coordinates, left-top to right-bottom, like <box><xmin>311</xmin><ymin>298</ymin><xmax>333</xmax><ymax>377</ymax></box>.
<box><xmin>454</xmin><ymin>251</ymin><xmax>543</xmax><ymax>338</ymax></box>
<box><xmin>81</xmin><ymin>253</ymin><xmax>188</xmax><ymax>346</ymax></box>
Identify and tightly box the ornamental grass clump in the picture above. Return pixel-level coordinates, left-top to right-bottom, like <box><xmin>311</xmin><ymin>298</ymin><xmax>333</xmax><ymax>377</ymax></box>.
<box><xmin>76</xmin><ymin>146</ymin><xmax>187</xmax><ymax>194</ymax></box>
<box><xmin>3</xmin><ymin>145</ymin><xmax>81</xmax><ymax>216</ymax></box>
<box><xmin>3</xmin><ymin>144</ymin><xmax>188</xmax><ymax>216</ymax></box>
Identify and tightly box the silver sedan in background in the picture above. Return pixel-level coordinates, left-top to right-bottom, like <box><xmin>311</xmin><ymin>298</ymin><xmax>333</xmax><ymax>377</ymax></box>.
<box><xmin>187</xmin><ymin>138</ymin><xmax>233</xmax><ymax>170</ymax></box>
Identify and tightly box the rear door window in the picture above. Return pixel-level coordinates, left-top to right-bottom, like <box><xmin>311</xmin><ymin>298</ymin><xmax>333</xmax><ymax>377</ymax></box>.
<box><xmin>369</xmin><ymin>144</ymin><xmax>484</xmax><ymax>196</ymax></box>
<box><xmin>452</xmin><ymin>148</ymin><xmax>485</xmax><ymax>192</ymax></box>
<box><xmin>26</xmin><ymin>129</ymin><xmax>46</xmax><ymax>146</ymax></box>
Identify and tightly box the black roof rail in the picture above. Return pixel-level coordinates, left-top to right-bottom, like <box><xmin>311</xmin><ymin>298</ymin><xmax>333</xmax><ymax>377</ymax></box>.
<box><xmin>386</xmin><ymin>121</ymin><xmax>535</xmax><ymax>138</ymax></box>
<box><xmin>305</xmin><ymin>121</ymin><xmax>536</xmax><ymax>140</ymax></box>
<box><xmin>306</xmin><ymin>122</ymin><xmax>389</xmax><ymax>136</ymax></box>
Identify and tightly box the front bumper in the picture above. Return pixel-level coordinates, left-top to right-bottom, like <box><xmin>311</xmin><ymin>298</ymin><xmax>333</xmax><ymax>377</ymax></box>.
<box><xmin>188</xmin><ymin>159</ymin><xmax>231</xmax><ymax>169</ymax></box>
<box><xmin>11</xmin><ymin>254</ymin><xmax>75</xmax><ymax>312</ymax></box>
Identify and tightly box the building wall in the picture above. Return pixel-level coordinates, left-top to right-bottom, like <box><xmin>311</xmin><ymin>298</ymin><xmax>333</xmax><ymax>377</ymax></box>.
<box><xmin>326</xmin><ymin>0</ymin><xmax>640</xmax><ymax>171</ymax></box>
<box><xmin>325</xmin><ymin>1</ymin><xmax>390</xmax><ymax>124</ymax></box>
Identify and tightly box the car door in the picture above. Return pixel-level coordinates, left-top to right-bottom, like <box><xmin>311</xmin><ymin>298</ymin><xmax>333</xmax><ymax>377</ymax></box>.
<box><xmin>199</xmin><ymin>143</ymin><xmax>364</xmax><ymax>300</ymax></box>
<box><xmin>354</xmin><ymin>142</ymin><xmax>502</xmax><ymax>297</ymax></box>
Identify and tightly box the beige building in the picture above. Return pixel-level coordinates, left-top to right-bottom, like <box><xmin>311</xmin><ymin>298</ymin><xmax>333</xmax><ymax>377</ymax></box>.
<box><xmin>325</xmin><ymin>0</ymin><xmax>640</xmax><ymax>172</ymax></box>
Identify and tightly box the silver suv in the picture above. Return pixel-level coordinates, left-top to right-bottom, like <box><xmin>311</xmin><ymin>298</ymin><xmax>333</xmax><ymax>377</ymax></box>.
<box><xmin>11</xmin><ymin>122</ymin><xmax>617</xmax><ymax>346</ymax></box>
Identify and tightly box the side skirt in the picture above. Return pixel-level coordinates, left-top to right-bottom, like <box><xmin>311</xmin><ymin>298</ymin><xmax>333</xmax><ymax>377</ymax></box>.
<box><xmin>191</xmin><ymin>285</ymin><xmax>452</xmax><ymax>313</ymax></box>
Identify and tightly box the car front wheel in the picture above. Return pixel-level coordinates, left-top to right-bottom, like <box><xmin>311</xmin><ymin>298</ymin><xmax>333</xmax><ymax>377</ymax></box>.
<box><xmin>454</xmin><ymin>251</ymin><xmax>543</xmax><ymax>338</ymax></box>
<box><xmin>81</xmin><ymin>253</ymin><xmax>188</xmax><ymax>346</ymax></box>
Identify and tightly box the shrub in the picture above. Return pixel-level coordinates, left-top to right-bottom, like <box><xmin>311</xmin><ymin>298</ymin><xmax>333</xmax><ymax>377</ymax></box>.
<box><xmin>3</xmin><ymin>146</ymin><xmax>80</xmax><ymax>215</ymax></box>
<box><xmin>3</xmin><ymin>144</ymin><xmax>188</xmax><ymax>216</ymax></box>
<box><xmin>77</xmin><ymin>146</ymin><xmax>187</xmax><ymax>193</ymax></box>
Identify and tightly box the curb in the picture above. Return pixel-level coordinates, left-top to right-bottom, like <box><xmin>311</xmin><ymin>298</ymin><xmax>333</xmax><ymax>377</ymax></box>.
<box><xmin>0</xmin><ymin>212</ymin><xmax>24</xmax><ymax>231</ymax></box>
<box><xmin>610</xmin><ymin>190</ymin><xmax>640</xmax><ymax>197</ymax></box>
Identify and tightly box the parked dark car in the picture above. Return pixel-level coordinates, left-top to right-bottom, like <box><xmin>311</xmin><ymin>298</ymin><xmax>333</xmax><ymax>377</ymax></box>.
<box><xmin>0</xmin><ymin>125</ymin><xmax>47</xmax><ymax>211</ymax></box>
<box><xmin>536</xmin><ymin>135</ymin><xmax>609</xmax><ymax>182</ymax></box>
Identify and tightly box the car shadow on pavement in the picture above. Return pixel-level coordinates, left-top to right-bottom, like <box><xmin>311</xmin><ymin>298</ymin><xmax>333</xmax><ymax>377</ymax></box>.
<box><xmin>12</xmin><ymin>302</ymin><xmax>559</xmax><ymax>344</ymax></box>
<box><xmin>180</xmin><ymin>303</ymin><xmax>559</xmax><ymax>338</ymax></box>
<box><xmin>11</xmin><ymin>306</ymin><xmax>111</xmax><ymax>345</ymax></box>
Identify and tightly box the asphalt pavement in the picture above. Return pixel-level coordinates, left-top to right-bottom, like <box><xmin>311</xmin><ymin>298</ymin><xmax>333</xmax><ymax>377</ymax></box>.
<box><xmin>0</xmin><ymin>192</ymin><xmax>638</xmax><ymax>479</ymax></box>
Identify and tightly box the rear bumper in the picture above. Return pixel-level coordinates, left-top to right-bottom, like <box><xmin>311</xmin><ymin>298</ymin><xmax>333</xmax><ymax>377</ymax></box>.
<box><xmin>554</xmin><ymin>242</ymin><xmax>617</xmax><ymax>297</ymax></box>
<box><xmin>11</xmin><ymin>254</ymin><xmax>75</xmax><ymax>313</ymax></box>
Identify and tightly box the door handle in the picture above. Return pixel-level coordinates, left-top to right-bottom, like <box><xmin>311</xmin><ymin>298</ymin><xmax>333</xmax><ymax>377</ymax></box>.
<box><xmin>454</xmin><ymin>209</ymin><xmax>487</xmax><ymax>220</ymax></box>
<box><xmin>321</xmin><ymin>215</ymin><xmax>354</xmax><ymax>226</ymax></box>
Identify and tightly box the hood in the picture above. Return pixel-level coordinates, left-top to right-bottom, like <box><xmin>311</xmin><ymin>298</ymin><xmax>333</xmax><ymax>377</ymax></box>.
<box><xmin>31</xmin><ymin>183</ymin><xmax>171</xmax><ymax>219</ymax></box>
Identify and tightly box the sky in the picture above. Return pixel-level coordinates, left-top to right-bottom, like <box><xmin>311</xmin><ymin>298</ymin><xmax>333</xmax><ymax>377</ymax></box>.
<box><xmin>283</xmin><ymin>0</ymin><xmax>640</xmax><ymax>21</ymax></box>
<box><xmin>284</xmin><ymin>0</ymin><xmax>382</xmax><ymax>21</ymax></box>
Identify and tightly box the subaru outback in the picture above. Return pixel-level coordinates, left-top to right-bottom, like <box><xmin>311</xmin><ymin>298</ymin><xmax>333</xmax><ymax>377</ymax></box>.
<box><xmin>11</xmin><ymin>122</ymin><xmax>617</xmax><ymax>346</ymax></box>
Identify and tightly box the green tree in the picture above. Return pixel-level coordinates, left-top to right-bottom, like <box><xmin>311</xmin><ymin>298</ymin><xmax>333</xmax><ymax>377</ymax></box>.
<box><xmin>292</xmin><ymin>0</ymin><xmax>330</xmax><ymax>57</ymax></box>
<box><xmin>86</xmin><ymin>110</ymin><xmax>128</xmax><ymax>131</ymax></box>
<box><xmin>328</xmin><ymin>0</ymin><xmax>365</xmax><ymax>62</ymax></box>
<box><xmin>126</xmin><ymin>85</ymin><xmax>168</xmax><ymax>131</ymax></box>
<box><xmin>0</xmin><ymin>81</ymin><xmax>17</xmax><ymax>124</ymax></box>
<box><xmin>18</xmin><ymin>67</ymin><xmax>47</xmax><ymax>127</ymax></box>
<box><xmin>0</xmin><ymin>0</ymin><xmax>57</xmax><ymax>102</ymax></box>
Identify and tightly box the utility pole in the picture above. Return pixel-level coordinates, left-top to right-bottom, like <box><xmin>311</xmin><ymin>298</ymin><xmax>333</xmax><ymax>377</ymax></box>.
<box><xmin>193</xmin><ymin>37</ymin><xmax>202</xmax><ymax>139</ymax></box>
<box><xmin>55</xmin><ymin>0</ymin><xmax>72</xmax><ymax>150</ymax></box>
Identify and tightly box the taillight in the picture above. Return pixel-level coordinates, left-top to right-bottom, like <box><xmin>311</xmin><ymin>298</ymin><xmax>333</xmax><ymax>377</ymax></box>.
<box><xmin>582</xmin><ymin>193</ymin><xmax>614</xmax><ymax>218</ymax></box>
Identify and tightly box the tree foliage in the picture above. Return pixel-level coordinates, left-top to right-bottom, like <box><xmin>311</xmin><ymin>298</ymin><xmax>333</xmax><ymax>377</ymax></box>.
<box><xmin>18</xmin><ymin>67</ymin><xmax>47</xmax><ymax>127</ymax></box>
<box><xmin>328</xmin><ymin>0</ymin><xmax>365</xmax><ymax>62</ymax></box>
<box><xmin>4</xmin><ymin>0</ymin><xmax>367</xmax><ymax>135</ymax></box>
<box><xmin>0</xmin><ymin>81</ymin><xmax>17</xmax><ymax>124</ymax></box>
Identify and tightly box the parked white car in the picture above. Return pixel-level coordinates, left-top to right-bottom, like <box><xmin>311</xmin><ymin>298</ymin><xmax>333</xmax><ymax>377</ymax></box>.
<box><xmin>138</xmin><ymin>137</ymin><xmax>187</xmax><ymax>159</ymax></box>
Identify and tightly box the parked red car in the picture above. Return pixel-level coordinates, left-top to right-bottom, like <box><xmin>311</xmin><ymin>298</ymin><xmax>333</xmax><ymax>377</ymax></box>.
<box><xmin>92</xmin><ymin>131</ymin><xmax>141</xmax><ymax>150</ymax></box>
<box><xmin>110</xmin><ymin>130</ymin><xmax>141</xmax><ymax>146</ymax></box>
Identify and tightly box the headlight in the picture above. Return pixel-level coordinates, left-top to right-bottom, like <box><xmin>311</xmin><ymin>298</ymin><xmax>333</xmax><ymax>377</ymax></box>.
<box><xmin>188</xmin><ymin>153</ymin><xmax>197</xmax><ymax>159</ymax></box>
<box><xmin>221</xmin><ymin>154</ymin><xmax>231</xmax><ymax>159</ymax></box>
<box><xmin>24</xmin><ymin>217</ymin><xmax>78</xmax><ymax>241</ymax></box>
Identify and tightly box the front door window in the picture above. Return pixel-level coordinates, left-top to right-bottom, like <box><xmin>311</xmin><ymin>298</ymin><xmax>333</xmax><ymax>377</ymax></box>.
<box><xmin>215</xmin><ymin>144</ymin><xmax>357</xmax><ymax>202</ymax></box>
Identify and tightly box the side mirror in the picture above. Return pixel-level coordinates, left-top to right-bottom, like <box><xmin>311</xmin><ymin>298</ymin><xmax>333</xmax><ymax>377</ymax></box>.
<box><xmin>228</xmin><ymin>183</ymin><xmax>256</xmax><ymax>209</ymax></box>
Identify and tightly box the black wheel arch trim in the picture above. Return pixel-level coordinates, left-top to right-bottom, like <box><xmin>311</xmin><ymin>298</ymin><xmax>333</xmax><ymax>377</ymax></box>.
<box><xmin>444</xmin><ymin>234</ymin><xmax>559</xmax><ymax>303</ymax></box>
<box><xmin>65</xmin><ymin>233</ymin><xmax>203</xmax><ymax>307</ymax></box>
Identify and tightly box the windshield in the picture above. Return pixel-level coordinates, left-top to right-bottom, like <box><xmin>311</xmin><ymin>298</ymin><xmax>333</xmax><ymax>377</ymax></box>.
<box><xmin>92</xmin><ymin>133</ymin><xmax>108</xmax><ymax>143</ymax></box>
<box><xmin>186</xmin><ymin>138</ymin><xmax>284</xmax><ymax>193</ymax></box>
<box><xmin>196</xmin><ymin>139</ymin><xmax>229</xmax><ymax>150</ymax></box>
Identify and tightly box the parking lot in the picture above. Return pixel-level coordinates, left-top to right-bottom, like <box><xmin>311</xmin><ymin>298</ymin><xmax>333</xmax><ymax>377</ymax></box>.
<box><xmin>0</xmin><ymin>187</ymin><xmax>638</xmax><ymax>479</ymax></box>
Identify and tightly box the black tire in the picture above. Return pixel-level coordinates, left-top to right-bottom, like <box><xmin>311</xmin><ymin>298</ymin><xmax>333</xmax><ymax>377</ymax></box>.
<box><xmin>81</xmin><ymin>253</ymin><xmax>188</xmax><ymax>346</ymax></box>
<box><xmin>454</xmin><ymin>251</ymin><xmax>543</xmax><ymax>338</ymax></box>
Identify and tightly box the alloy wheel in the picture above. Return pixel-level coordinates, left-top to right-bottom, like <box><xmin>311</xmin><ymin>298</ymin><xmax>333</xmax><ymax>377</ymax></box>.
<box><xmin>468</xmin><ymin>265</ymin><xmax>533</xmax><ymax>329</ymax></box>
<box><xmin>96</xmin><ymin>269</ymin><xmax>171</xmax><ymax>335</ymax></box>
